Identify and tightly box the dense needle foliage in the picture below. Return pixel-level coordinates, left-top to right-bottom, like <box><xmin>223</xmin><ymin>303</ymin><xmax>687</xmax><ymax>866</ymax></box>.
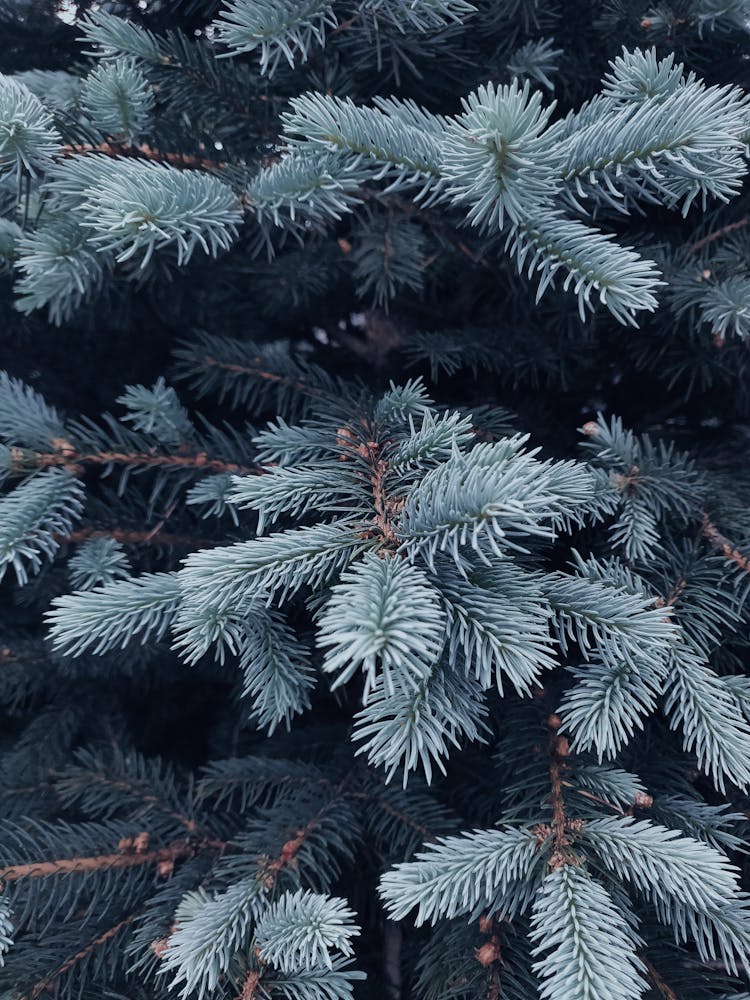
<box><xmin>3</xmin><ymin>1</ymin><xmax>750</xmax><ymax>998</ymax></box>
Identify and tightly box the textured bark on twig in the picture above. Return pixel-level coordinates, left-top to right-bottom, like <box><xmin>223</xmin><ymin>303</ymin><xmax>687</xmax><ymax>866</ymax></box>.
<box><xmin>0</xmin><ymin>838</ymin><xmax>223</xmax><ymax>882</ymax></box>
<box><xmin>23</xmin><ymin>915</ymin><xmax>135</xmax><ymax>1000</ymax></box>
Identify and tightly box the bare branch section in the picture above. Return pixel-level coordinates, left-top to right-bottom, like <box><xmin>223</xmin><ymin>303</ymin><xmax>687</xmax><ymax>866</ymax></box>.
<box><xmin>60</xmin><ymin>527</ymin><xmax>215</xmax><ymax>549</ymax></box>
<box><xmin>199</xmin><ymin>353</ymin><xmax>330</xmax><ymax>401</ymax></box>
<box><xmin>689</xmin><ymin>217</ymin><xmax>750</xmax><ymax>253</ymax></box>
<box><xmin>258</xmin><ymin>818</ymin><xmax>319</xmax><ymax>890</ymax></box>
<box><xmin>640</xmin><ymin>955</ymin><xmax>678</xmax><ymax>1000</ymax></box>
<box><xmin>0</xmin><ymin>837</ymin><xmax>224</xmax><ymax>883</ymax></box>
<box><xmin>236</xmin><ymin>971</ymin><xmax>261</xmax><ymax>1000</ymax></box>
<box><xmin>701</xmin><ymin>514</ymin><xmax>750</xmax><ymax>573</ymax></box>
<box><xmin>23</xmin><ymin>915</ymin><xmax>136</xmax><ymax>1000</ymax></box>
<box><xmin>61</xmin><ymin>141</ymin><xmax>228</xmax><ymax>172</ymax></box>
<box><xmin>10</xmin><ymin>443</ymin><xmax>258</xmax><ymax>477</ymax></box>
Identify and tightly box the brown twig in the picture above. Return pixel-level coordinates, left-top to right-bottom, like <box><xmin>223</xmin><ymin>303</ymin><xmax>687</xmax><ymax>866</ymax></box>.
<box><xmin>60</xmin><ymin>141</ymin><xmax>229</xmax><ymax>172</ymax></box>
<box><xmin>42</xmin><ymin>449</ymin><xmax>252</xmax><ymax>475</ymax></box>
<box><xmin>0</xmin><ymin>838</ymin><xmax>223</xmax><ymax>884</ymax></box>
<box><xmin>55</xmin><ymin>771</ymin><xmax>198</xmax><ymax>832</ymax></box>
<box><xmin>570</xmin><ymin>785</ymin><xmax>626</xmax><ymax>815</ymax></box>
<box><xmin>331</xmin><ymin>13</ymin><xmax>361</xmax><ymax>34</ymax></box>
<box><xmin>546</xmin><ymin>715</ymin><xmax>581</xmax><ymax>869</ymax></box>
<box><xmin>488</xmin><ymin>968</ymin><xmax>501</xmax><ymax>1000</ymax></box>
<box><xmin>369</xmin><ymin>445</ymin><xmax>400</xmax><ymax>547</ymax></box>
<box><xmin>654</xmin><ymin>576</ymin><xmax>686</xmax><ymax>625</ymax></box>
<box><xmin>24</xmin><ymin>915</ymin><xmax>135</xmax><ymax>1000</ymax></box>
<box><xmin>689</xmin><ymin>216</ymin><xmax>750</xmax><ymax>254</ymax></box>
<box><xmin>549</xmin><ymin>724</ymin><xmax>568</xmax><ymax>859</ymax></box>
<box><xmin>59</xmin><ymin>527</ymin><xmax>215</xmax><ymax>549</ymax></box>
<box><xmin>701</xmin><ymin>514</ymin><xmax>750</xmax><ymax>573</ymax></box>
<box><xmin>352</xmin><ymin>793</ymin><xmax>433</xmax><ymax>840</ymax></box>
<box><xmin>337</xmin><ymin>426</ymin><xmax>403</xmax><ymax>546</ymax></box>
<box><xmin>641</xmin><ymin>955</ymin><xmax>678</xmax><ymax>1000</ymax></box>
<box><xmin>200</xmin><ymin>355</ymin><xmax>330</xmax><ymax>400</ymax></box>
<box><xmin>236</xmin><ymin>971</ymin><xmax>261</xmax><ymax>1000</ymax></box>
<box><xmin>11</xmin><ymin>444</ymin><xmax>258</xmax><ymax>478</ymax></box>
<box><xmin>656</xmin><ymin>577</ymin><xmax>687</xmax><ymax>609</ymax></box>
<box><xmin>259</xmin><ymin>818</ymin><xmax>319</xmax><ymax>891</ymax></box>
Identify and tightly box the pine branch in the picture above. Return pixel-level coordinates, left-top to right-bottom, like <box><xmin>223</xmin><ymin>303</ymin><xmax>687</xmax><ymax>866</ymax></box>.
<box><xmin>351</xmin><ymin>791</ymin><xmax>434</xmax><ymax>841</ymax></box>
<box><xmin>54</xmin><ymin>760</ymin><xmax>199</xmax><ymax>833</ymax></box>
<box><xmin>254</xmin><ymin>889</ymin><xmax>358</xmax><ymax>972</ymax></box>
<box><xmin>530</xmin><ymin>865</ymin><xmax>648</xmax><ymax>999</ymax></box>
<box><xmin>317</xmin><ymin>552</ymin><xmax>445</xmax><ymax>699</ymax></box>
<box><xmin>378</xmin><ymin>825</ymin><xmax>543</xmax><ymax>924</ymax></box>
<box><xmin>197</xmin><ymin>351</ymin><xmax>334</xmax><ymax>402</ymax></box>
<box><xmin>159</xmin><ymin>797</ymin><xmax>351</xmax><ymax>997</ymax></box>
<box><xmin>0</xmin><ymin>469</ymin><xmax>85</xmax><ymax>585</ymax></box>
<box><xmin>179</xmin><ymin>522</ymin><xmax>373</xmax><ymax>609</ymax></box>
<box><xmin>23</xmin><ymin>915</ymin><xmax>136</xmax><ymax>1000</ymax></box>
<box><xmin>47</xmin><ymin>572</ymin><xmax>181</xmax><ymax>656</ymax></box>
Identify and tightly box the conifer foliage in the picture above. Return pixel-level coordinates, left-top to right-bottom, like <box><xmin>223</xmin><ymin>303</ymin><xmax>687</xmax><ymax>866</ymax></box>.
<box><xmin>3</xmin><ymin>2</ymin><xmax>750</xmax><ymax>999</ymax></box>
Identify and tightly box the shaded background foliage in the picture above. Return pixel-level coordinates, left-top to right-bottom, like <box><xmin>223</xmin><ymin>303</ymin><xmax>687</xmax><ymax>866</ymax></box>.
<box><xmin>3</xmin><ymin>0</ymin><xmax>750</xmax><ymax>434</ymax></box>
<box><xmin>3</xmin><ymin>1</ymin><xmax>750</xmax><ymax>998</ymax></box>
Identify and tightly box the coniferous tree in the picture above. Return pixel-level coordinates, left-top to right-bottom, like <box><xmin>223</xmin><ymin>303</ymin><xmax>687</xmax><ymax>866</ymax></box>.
<box><xmin>3</xmin><ymin>2</ymin><xmax>750</xmax><ymax>999</ymax></box>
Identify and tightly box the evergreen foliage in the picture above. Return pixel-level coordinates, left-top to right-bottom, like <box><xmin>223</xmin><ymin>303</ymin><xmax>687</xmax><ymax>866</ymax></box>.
<box><xmin>3</xmin><ymin>2</ymin><xmax>750</xmax><ymax>999</ymax></box>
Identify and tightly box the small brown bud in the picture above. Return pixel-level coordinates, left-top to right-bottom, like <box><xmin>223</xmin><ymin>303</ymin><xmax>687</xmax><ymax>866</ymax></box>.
<box><xmin>150</xmin><ymin>925</ymin><xmax>176</xmax><ymax>958</ymax></box>
<box><xmin>475</xmin><ymin>937</ymin><xmax>501</xmax><ymax>967</ymax></box>
<box><xmin>530</xmin><ymin>823</ymin><xmax>552</xmax><ymax>844</ymax></box>
<box><xmin>556</xmin><ymin>735</ymin><xmax>570</xmax><ymax>757</ymax></box>
<box><xmin>478</xmin><ymin>915</ymin><xmax>494</xmax><ymax>935</ymax></box>
<box><xmin>157</xmin><ymin>859</ymin><xmax>174</xmax><ymax>878</ymax></box>
<box><xmin>133</xmin><ymin>832</ymin><xmax>150</xmax><ymax>853</ymax></box>
<box><xmin>547</xmin><ymin>713</ymin><xmax>562</xmax><ymax>731</ymax></box>
<box><xmin>151</xmin><ymin>937</ymin><xmax>169</xmax><ymax>958</ymax></box>
<box><xmin>634</xmin><ymin>791</ymin><xmax>654</xmax><ymax>809</ymax></box>
<box><xmin>612</xmin><ymin>472</ymin><xmax>629</xmax><ymax>491</ymax></box>
<box><xmin>581</xmin><ymin>421</ymin><xmax>600</xmax><ymax>437</ymax></box>
<box><xmin>336</xmin><ymin>427</ymin><xmax>357</xmax><ymax>460</ymax></box>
